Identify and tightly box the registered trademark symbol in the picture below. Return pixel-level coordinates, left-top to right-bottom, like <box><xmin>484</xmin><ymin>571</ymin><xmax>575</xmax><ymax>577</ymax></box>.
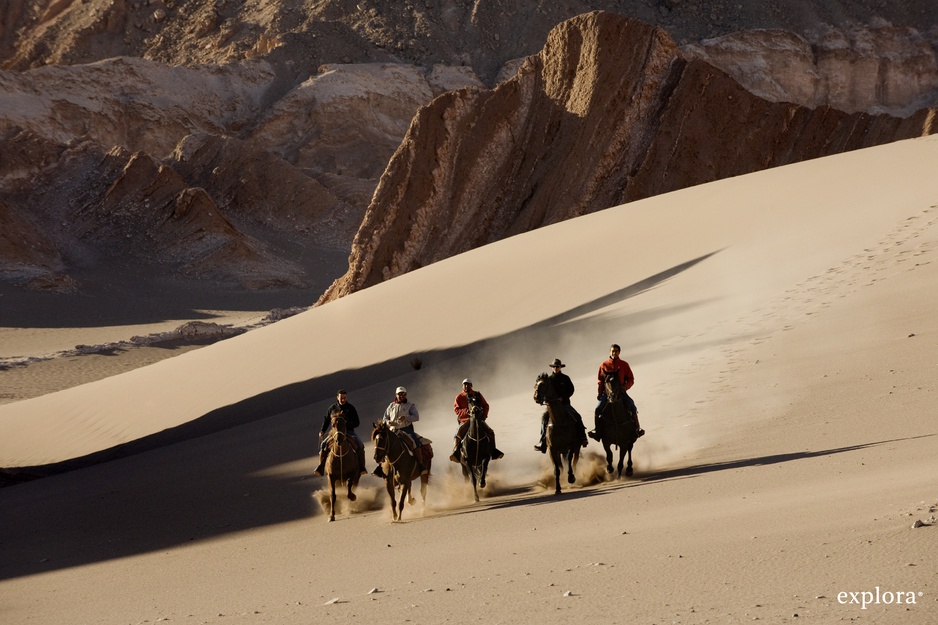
<box><xmin>918</xmin><ymin>592</ymin><xmax>924</xmax><ymax>597</ymax></box>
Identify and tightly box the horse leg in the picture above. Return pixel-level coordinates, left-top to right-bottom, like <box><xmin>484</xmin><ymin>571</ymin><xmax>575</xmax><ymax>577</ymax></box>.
<box><xmin>386</xmin><ymin>475</ymin><xmax>398</xmax><ymax>521</ymax></box>
<box><xmin>625</xmin><ymin>445</ymin><xmax>634</xmax><ymax>477</ymax></box>
<box><xmin>604</xmin><ymin>442</ymin><xmax>614</xmax><ymax>474</ymax></box>
<box><xmin>329</xmin><ymin>478</ymin><xmax>337</xmax><ymax>522</ymax></box>
<box><xmin>346</xmin><ymin>477</ymin><xmax>357</xmax><ymax>502</ymax></box>
<box><xmin>552</xmin><ymin>454</ymin><xmax>563</xmax><ymax>495</ymax></box>
<box><xmin>471</xmin><ymin>469</ymin><xmax>479</xmax><ymax>502</ymax></box>
<box><xmin>398</xmin><ymin>480</ymin><xmax>411</xmax><ymax>521</ymax></box>
<box><xmin>479</xmin><ymin>458</ymin><xmax>488</xmax><ymax>489</ymax></box>
<box><xmin>566</xmin><ymin>452</ymin><xmax>576</xmax><ymax>484</ymax></box>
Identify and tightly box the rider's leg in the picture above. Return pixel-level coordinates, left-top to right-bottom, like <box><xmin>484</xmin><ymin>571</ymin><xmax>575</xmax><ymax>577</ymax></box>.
<box><xmin>589</xmin><ymin>397</ymin><xmax>606</xmax><ymax>440</ymax></box>
<box><xmin>625</xmin><ymin>394</ymin><xmax>644</xmax><ymax>437</ymax></box>
<box><xmin>489</xmin><ymin>426</ymin><xmax>504</xmax><ymax>460</ymax></box>
<box><xmin>449</xmin><ymin>421</ymin><xmax>469</xmax><ymax>462</ymax></box>
<box><xmin>351</xmin><ymin>431</ymin><xmax>368</xmax><ymax>475</ymax></box>
<box><xmin>534</xmin><ymin>412</ymin><xmax>548</xmax><ymax>452</ymax></box>
<box><xmin>314</xmin><ymin>439</ymin><xmax>328</xmax><ymax>475</ymax></box>
<box><xmin>568</xmin><ymin>404</ymin><xmax>588</xmax><ymax>447</ymax></box>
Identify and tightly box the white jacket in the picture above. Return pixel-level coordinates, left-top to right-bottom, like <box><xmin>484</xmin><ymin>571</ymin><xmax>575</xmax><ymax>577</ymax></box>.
<box><xmin>383</xmin><ymin>400</ymin><xmax>419</xmax><ymax>430</ymax></box>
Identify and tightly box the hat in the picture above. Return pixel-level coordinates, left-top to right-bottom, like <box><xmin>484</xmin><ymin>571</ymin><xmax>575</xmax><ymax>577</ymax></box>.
<box><xmin>549</xmin><ymin>358</ymin><xmax>565</xmax><ymax>368</ymax></box>
<box><xmin>395</xmin><ymin>386</ymin><xmax>407</xmax><ymax>394</ymax></box>
<box><xmin>462</xmin><ymin>378</ymin><xmax>473</xmax><ymax>385</ymax></box>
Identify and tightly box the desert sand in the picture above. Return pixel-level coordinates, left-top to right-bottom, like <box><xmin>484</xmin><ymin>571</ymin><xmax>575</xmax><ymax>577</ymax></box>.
<box><xmin>1</xmin><ymin>136</ymin><xmax>937</xmax><ymax>624</ymax></box>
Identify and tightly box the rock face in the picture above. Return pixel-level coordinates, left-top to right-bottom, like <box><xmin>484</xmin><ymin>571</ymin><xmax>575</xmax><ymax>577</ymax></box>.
<box><xmin>3</xmin><ymin>2</ymin><xmax>938</xmax><ymax>297</ymax></box>
<box><xmin>0</xmin><ymin>56</ymin><xmax>482</xmax><ymax>289</ymax></box>
<box><xmin>685</xmin><ymin>23</ymin><xmax>938</xmax><ymax>115</ymax></box>
<box><xmin>318</xmin><ymin>12</ymin><xmax>936</xmax><ymax>302</ymax></box>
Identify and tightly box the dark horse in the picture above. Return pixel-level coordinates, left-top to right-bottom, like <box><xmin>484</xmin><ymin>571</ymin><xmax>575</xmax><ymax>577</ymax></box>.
<box><xmin>323</xmin><ymin>413</ymin><xmax>361</xmax><ymax>522</ymax></box>
<box><xmin>459</xmin><ymin>398</ymin><xmax>492</xmax><ymax>502</ymax></box>
<box><xmin>599</xmin><ymin>372</ymin><xmax>638</xmax><ymax>477</ymax></box>
<box><xmin>534</xmin><ymin>373</ymin><xmax>580</xmax><ymax>494</ymax></box>
<box><xmin>371</xmin><ymin>422</ymin><xmax>430</xmax><ymax>521</ymax></box>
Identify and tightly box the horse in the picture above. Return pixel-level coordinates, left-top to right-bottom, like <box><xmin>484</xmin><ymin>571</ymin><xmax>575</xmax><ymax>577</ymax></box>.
<box><xmin>323</xmin><ymin>412</ymin><xmax>361</xmax><ymax>522</ymax></box>
<box><xmin>599</xmin><ymin>372</ymin><xmax>638</xmax><ymax>477</ymax></box>
<box><xmin>371</xmin><ymin>422</ymin><xmax>430</xmax><ymax>521</ymax></box>
<box><xmin>458</xmin><ymin>400</ymin><xmax>492</xmax><ymax>502</ymax></box>
<box><xmin>534</xmin><ymin>373</ymin><xmax>580</xmax><ymax>495</ymax></box>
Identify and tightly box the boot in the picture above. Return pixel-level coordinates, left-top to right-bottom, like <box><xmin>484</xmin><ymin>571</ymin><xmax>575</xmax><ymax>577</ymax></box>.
<box><xmin>357</xmin><ymin>449</ymin><xmax>368</xmax><ymax>476</ymax></box>
<box><xmin>449</xmin><ymin>441</ymin><xmax>462</xmax><ymax>463</ymax></box>
<box><xmin>492</xmin><ymin>448</ymin><xmax>505</xmax><ymax>460</ymax></box>
<box><xmin>533</xmin><ymin>438</ymin><xmax>547</xmax><ymax>453</ymax></box>
<box><xmin>313</xmin><ymin>449</ymin><xmax>327</xmax><ymax>476</ymax></box>
<box><xmin>587</xmin><ymin>430</ymin><xmax>601</xmax><ymax>441</ymax></box>
<box><xmin>417</xmin><ymin>449</ymin><xmax>429</xmax><ymax>475</ymax></box>
<box><xmin>372</xmin><ymin>464</ymin><xmax>386</xmax><ymax>478</ymax></box>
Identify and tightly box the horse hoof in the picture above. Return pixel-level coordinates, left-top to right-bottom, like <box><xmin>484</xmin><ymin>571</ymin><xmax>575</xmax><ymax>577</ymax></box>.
<box><xmin>480</xmin><ymin>479</ymin><xmax>486</xmax><ymax>488</ymax></box>
<box><xmin>474</xmin><ymin>495</ymin><xmax>480</xmax><ymax>503</ymax></box>
<box><xmin>328</xmin><ymin>517</ymin><xmax>335</xmax><ymax>522</ymax></box>
<box><xmin>554</xmin><ymin>489</ymin><xmax>563</xmax><ymax>495</ymax></box>
<box><xmin>625</xmin><ymin>467</ymin><xmax>634</xmax><ymax>477</ymax></box>
<box><xmin>348</xmin><ymin>493</ymin><xmax>357</xmax><ymax>502</ymax></box>
<box><xmin>567</xmin><ymin>475</ymin><xmax>576</xmax><ymax>484</ymax></box>
<box><xmin>605</xmin><ymin>465</ymin><xmax>614</xmax><ymax>474</ymax></box>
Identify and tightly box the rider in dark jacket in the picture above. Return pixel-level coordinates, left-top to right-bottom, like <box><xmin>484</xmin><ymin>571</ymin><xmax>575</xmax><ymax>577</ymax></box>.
<box><xmin>314</xmin><ymin>389</ymin><xmax>368</xmax><ymax>476</ymax></box>
<box><xmin>534</xmin><ymin>359</ymin><xmax>588</xmax><ymax>452</ymax></box>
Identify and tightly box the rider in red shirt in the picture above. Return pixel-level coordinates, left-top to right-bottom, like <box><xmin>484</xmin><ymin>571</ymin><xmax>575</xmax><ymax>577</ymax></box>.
<box><xmin>590</xmin><ymin>344</ymin><xmax>644</xmax><ymax>439</ymax></box>
<box><xmin>449</xmin><ymin>379</ymin><xmax>504</xmax><ymax>462</ymax></box>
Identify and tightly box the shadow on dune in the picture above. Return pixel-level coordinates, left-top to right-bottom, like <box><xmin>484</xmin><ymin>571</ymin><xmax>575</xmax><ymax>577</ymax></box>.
<box><xmin>0</xmin><ymin>252</ymin><xmax>718</xmax><ymax>580</ymax></box>
<box><xmin>637</xmin><ymin>434</ymin><xmax>938</xmax><ymax>484</ymax></box>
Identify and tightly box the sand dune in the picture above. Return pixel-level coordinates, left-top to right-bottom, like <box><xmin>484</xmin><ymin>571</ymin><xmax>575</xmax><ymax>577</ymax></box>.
<box><xmin>1</xmin><ymin>136</ymin><xmax>937</xmax><ymax>624</ymax></box>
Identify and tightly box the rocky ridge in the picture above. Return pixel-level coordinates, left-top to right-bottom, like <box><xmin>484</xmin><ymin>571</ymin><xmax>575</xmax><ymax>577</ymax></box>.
<box><xmin>318</xmin><ymin>13</ymin><xmax>937</xmax><ymax>302</ymax></box>
<box><xmin>2</xmin><ymin>1</ymin><xmax>938</xmax><ymax>299</ymax></box>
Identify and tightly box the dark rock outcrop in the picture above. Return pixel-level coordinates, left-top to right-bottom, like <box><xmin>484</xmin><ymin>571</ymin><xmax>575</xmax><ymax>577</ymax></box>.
<box><xmin>318</xmin><ymin>12</ymin><xmax>936</xmax><ymax>303</ymax></box>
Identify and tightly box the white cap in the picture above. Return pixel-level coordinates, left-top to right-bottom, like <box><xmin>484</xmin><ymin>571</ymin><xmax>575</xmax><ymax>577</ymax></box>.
<box><xmin>396</xmin><ymin>386</ymin><xmax>407</xmax><ymax>394</ymax></box>
<box><xmin>462</xmin><ymin>378</ymin><xmax>472</xmax><ymax>385</ymax></box>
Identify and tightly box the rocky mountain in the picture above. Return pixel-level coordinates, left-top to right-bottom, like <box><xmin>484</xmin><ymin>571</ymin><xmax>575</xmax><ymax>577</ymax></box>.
<box><xmin>318</xmin><ymin>12</ymin><xmax>937</xmax><ymax>302</ymax></box>
<box><xmin>2</xmin><ymin>1</ymin><xmax>938</xmax><ymax>299</ymax></box>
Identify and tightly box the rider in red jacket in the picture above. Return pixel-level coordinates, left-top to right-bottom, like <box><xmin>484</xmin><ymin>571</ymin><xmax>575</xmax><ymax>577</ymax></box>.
<box><xmin>449</xmin><ymin>379</ymin><xmax>504</xmax><ymax>462</ymax></box>
<box><xmin>591</xmin><ymin>344</ymin><xmax>644</xmax><ymax>439</ymax></box>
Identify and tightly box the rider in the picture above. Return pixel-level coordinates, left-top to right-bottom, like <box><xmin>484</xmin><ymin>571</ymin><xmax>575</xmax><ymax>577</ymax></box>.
<box><xmin>534</xmin><ymin>359</ymin><xmax>588</xmax><ymax>452</ymax></box>
<box><xmin>590</xmin><ymin>344</ymin><xmax>644</xmax><ymax>440</ymax></box>
<box><xmin>374</xmin><ymin>386</ymin><xmax>428</xmax><ymax>477</ymax></box>
<box><xmin>450</xmin><ymin>378</ymin><xmax>504</xmax><ymax>462</ymax></box>
<box><xmin>314</xmin><ymin>389</ymin><xmax>368</xmax><ymax>477</ymax></box>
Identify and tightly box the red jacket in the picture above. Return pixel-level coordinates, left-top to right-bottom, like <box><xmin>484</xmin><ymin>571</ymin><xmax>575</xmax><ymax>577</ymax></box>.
<box><xmin>454</xmin><ymin>391</ymin><xmax>489</xmax><ymax>423</ymax></box>
<box><xmin>597</xmin><ymin>357</ymin><xmax>634</xmax><ymax>394</ymax></box>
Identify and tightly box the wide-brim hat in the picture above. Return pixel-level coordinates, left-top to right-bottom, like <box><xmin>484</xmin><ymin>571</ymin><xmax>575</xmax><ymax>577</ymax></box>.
<box><xmin>549</xmin><ymin>358</ymin><xmax>565</xmax><ymax>368</ymax></box>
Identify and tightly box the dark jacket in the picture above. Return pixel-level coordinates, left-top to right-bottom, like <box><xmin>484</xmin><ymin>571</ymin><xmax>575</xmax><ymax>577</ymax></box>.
<box><xmin>549</xmin><ymin>371</ymin><xmax>575</xmax><ymax>403</ymax></box>
<box><xmin>321</xmin><ymin>401</ymin><xmax>361</xmax><ymax>435</ymax></box>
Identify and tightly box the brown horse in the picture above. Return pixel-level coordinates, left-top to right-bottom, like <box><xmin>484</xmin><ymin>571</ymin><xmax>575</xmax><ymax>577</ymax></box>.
<box><xmin>458</xmin><ymin>400</ymin><xmax>492</xmax><ymax>502</ymax></box>
<box><xmin>323</xmin><ymin>413</ymin><xmax>361</xmax><ymax>522</ymax></box>
<box><xmin>371</xmin><ymin>422</ymin><xmax>430</xmax><ymax>521</ymax></box>
<box><xmin>599</xmin><ymin>372</ymin><xmax>638</xmax><ymax>477</ymax></box>
<box><xmin>534</xmin><ymin>373</ymin><xmax>580</xmax><ymax>494</ymax></box>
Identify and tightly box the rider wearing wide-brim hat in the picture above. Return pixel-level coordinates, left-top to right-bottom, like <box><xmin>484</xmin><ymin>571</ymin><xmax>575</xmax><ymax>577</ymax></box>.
<box><xmin>534</xmin><ymin>358</ymin><xmax>588</xmax><ymax>452</ymax></box>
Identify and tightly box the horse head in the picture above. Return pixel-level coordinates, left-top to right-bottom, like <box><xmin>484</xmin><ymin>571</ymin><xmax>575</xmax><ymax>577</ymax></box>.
<box><xmin>603</xmin><ymin>372</ymin><xmax>622</xmax><ymax>403</ymax></box>
<box><xmin>330</xmin><ymin>411</ymin><xmax>348</xmax><ymax>434</ymax></box>
<box><xmin>371</xmin><ymin>421</ymin><xmax>389</xmax><ymax>463</ymax></box>
<box><xmin>534</xmin><ymin>372</ymin><xmax>550</xmax><ymax>404</ymax></box>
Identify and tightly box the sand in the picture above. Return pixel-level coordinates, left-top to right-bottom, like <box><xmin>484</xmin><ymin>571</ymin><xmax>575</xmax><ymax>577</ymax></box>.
<box><xmin>1</xmin><ymin>136</ymin><xmax>937</xmax><ymax>624</ymax></box>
